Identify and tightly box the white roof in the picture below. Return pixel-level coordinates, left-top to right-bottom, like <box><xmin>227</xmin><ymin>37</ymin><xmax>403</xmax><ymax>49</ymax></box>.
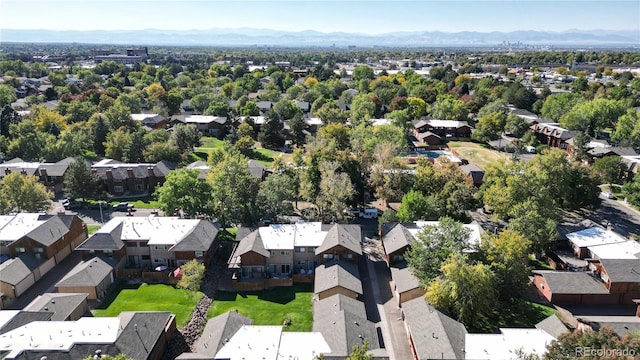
<box><xmin>130</xmin><ymin>113</ymin><xmax>160</xmax><ymax>121</ymax></box>
<box><xmin>96</xmin><ymin>216</ymin><xmax>202</xmax><ymax>246</ymax></box>
<box><xmin>0</xmin><ymin>317</ymin><xmax>120</xmax><ymax>357</ymax></box>
<box><xmin>0</xmin><ymin>213</ymin><xmax>46</xmax><ymax>242</ymax></box>
<box><xmin>408</xmin><ymin>221</ymin><xmax>483</xmax><ymax>249</ymax></box>
<box><xmin>214</xmin><ymin>325</ymin><xmax>282</xmax><ymax>360</ymax></box>
<box><xmin>588</xmin><ymin>240</ymin><xmax>640</xmax><ymax>260</ymax></box>
<box><xmin>566</xmin><ymin>227</ymin><xmax>627</xmax><ymax>248</ymax></box>
<box><xmin>214</xmin><ymin>325</ymin><xmax>330</xmax><ymax>360</ymax></box>
<box><xmin>243</xmin><ymin>116</ymin><xmax>266</xmax><ymax>124</ymax></box>
<box><xmin>91</xmin><ymin>158</ymin><xmax>155</xmax><ymax>168</ymax></box>
<box><xmin>185</xmin><ymin>115</ymin><xmax>225</xmax><ymax>124</ymax></box>
<box><xmin>370</xmin><ymin>118</ymin><xmax>393</xmax><ymax>126</ymax></box>
<box><xmin>465</xmin><ymin>328</ymin><xmax>555</xmax><ymax>360</ymax></box>
<box><xmin>258</xmin><ymin>222</ymin><xmax>326</xmax><ymax>250</ymax></box>
<box><xmin>277</xmin><ymin>332</ymin><xmax>331</xmax><ymax>359</ymax></box>
<box><xmin>305</xmin><ymin>117</ymin><xmax>323</xmax><ymax>126</ymax></box>
<box><xmin>426</xmin><ymin>119</ymin><xmax>468</xmax><ymax>128</ymax></box>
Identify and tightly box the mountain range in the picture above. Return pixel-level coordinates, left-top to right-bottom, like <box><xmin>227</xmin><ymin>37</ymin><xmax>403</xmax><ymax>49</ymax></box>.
<box><xmin>1</xmin><ymin>28</ymin><xmax>638</xmax><ymax>47</ymax></box>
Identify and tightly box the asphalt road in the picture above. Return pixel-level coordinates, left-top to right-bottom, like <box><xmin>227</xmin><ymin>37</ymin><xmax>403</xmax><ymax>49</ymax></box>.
<box><xmin>51</xmin><ymin>199</ymin><xmax>163</xmax><ymax>225</ymax></box>
<box><xmin>595</xmin><ymin>197</ymin><xmax>640</xmax><ymax>237</ymax></box>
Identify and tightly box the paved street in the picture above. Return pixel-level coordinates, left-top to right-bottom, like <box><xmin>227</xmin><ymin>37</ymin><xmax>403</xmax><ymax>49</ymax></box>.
<box><xmin>360</xmin><ymin>236</ymin><xmax>413</xmax><ymax>360</ymax></box>
<box><xmin>7</xmin><ymin>251</ymin><xmax>83</xmax><ymax>310</ymax></box>
<box><xmin>595</xmin><ymin>197</ymin><xmax>640</xmax><ymax>237</ymax></box>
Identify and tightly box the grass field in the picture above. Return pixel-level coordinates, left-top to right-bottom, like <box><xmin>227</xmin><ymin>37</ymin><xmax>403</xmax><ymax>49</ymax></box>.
<box><xmin>476</xmin><ymin>299</ymin><xmax>558</xmax><ymax>333</ymax></box>
<box><xmin>447</xmin><ymin>141</ymin><xmax>511</xmax><ymax>169</ymax></box>
<box><xmin>208</xmin><ymin>284</ymin><xmax>313</xmax><ymax>331</ymax></box>
<box><xmin>199</xmin><ymin>137</ymin><xmax>226</xmax><ymax>149</ymax></box>
<box><xmin>93</xmin><ymin>283</ymin><xmax>202</xmax><ymax>328</ymax></box>
<box><xmin>87</xmin><ymin>224</ymin><xmax>101</xmax><ymax>234</ymax></box>
<box><xmin>196</xmin><ymin>136</ymin><xmax>289</xmax><ymax>167</ymax></box>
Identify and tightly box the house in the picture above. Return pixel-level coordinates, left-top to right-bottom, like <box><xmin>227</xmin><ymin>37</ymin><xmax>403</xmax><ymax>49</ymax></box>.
<box><xmin>55</xmin><ymin>257</ymin><xmax>115</xmax><ymax>300</ymax></box>
<box><xmin>179</xmin><ymin>115</ymin><xmax>227</xmax><ymax>137</ymax></box>
<box><xmin>531</xmin><ymin>123</ymin><xmax>577</xmax><ymax>149</ymax></box>
<box><xmin>312</xmin><ymin>294</ymin><xmax>367</xmax><ymax>322</ymax></box>
<box><xmin>312</xmin><ymin>305</ymin><xmax>383</xmax><ymax>360</ymax></box>
<box><xmin>186</xmin><ymin>159</ymin><xmax>268</xmax><ymax>181</ymax></box>
<box><xmin>415</xmin><ymin>131</ymin><xmax>442</xmax><ymax>146</ymax></box>
<box><xmin>0</xmin><ymin>157</ymin><xmax>75</xmax><ymax>193</ymax></box>
<box><xmin>401</xmin><ymin>297</ymin><xmax>467</xmax><ymax>360</ymax></box>
<box><xmin>130</xmin><ymin>113</ymin><xmax>167</xmax><ymax>129</ymax></box>
<box><xmin>465</xmin><ymin>321</ymin><xmax>560</xmax><ymax>360</ymax></box>
<box><xmin>533</xmin><ymin>270</ymin><xmax>614</xmax><ymax>305</ymax></box>
<box><xmin>0</xmin><ymin>256</ymin><xmax>41</xmax><ymax>299</ymax></box>
<box><xmin>389</xmin><ymin>262</ymin><xmax>424</xmax><ymax>305</ymax></box>
<box><xmin>460</xmin><ymin>163</ymin><xmax>485</xmax><ymax>187</ymax></box>
<box><xmin>595</xmin><ymin>258</ymin><xmax>640</xmax><ymax>299</ymax></box>
<box><xmin>0</xmin><ymin>311</ymin><xmax>175</xmax><ymax>360</ymax></box>
<box><xmin>314</xmin><ymin>261</ymin><xmax>363</xmax><ymax>300</ymax></box>
<box><xmin>412</xmin><ymin>119</ymin><xmax>472</xmax><ymax>140</ymax></box>
<box><xmin>228</xmin><ymin>223</ymin><xmax>362</xmax><ymax>291</ymax></box>
<box><xmin>508</xmin><ymin>106</ymin><xmax>553</xmax><ymax>126</ymax></box>
<box><xmin>621</xmin><ymin>155</ymin><xmax>640</xmax><ymax>177</ymax></box>
<box><xmin>565</xmin><ymin>227</ymin><xmax>627</xmax><ymax>259</ymax></box>
<box><xmin>92</xmin><ymin>159</ymin><xmax>175</xmax><ymax>197</ymax></box>
<box><xmin>380</xmin><ymin>221</ymin><xmax>482</xmax><ymax>265</ymax></box>
<box><xmin>75</xmin><ymin>216</ymin><xmax>219</xmax><ymax>272</ymax></box>
<box><xmin>23</xmin><ymin>293</ymin><xmax>89</xmax><ymax>321</ymax></box>
<box><xmin>189</xmin><ymin>311</ymin><xmax>253</xmax><ymax>358</ymax></box>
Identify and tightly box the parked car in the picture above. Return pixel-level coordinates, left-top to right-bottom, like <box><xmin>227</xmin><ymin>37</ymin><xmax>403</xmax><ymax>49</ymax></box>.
<box><xmin>64</xmin><ymin>201</ymin><xmax>82</xmax><ymax>210</ymax></box>
<box><xmin>600</xmin><ymin>191</ymin><xmax>616</xmax><ymax>199</ymax></box>
<box><xmin>358</xmin><ymin>208</ymin><xmax>379</xmax><ymax>219</ymax></box>
<box><xmin>112</xmin><ymin>202</ymin><xmax>135</xmax><ymax>211</ymax></box>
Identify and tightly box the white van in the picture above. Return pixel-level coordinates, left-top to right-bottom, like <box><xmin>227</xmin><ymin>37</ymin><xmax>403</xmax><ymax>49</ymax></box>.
<box><xmin>359</xmin><ymin>208</ymin><xmax>379</xmax><ymax>219</ymax></box>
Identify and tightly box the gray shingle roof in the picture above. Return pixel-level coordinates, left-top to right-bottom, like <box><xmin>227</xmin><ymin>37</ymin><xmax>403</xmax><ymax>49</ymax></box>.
<box><xmin>460</xmin><ymin>164</ymin><xmax>485</xmax><ymax>184</ymax></box>
<box><xmin>535</xmin><ymin>315</ymin><xmax>569</xmax><ymax>338</ymax></box>
<box><xmin>312</xmin><ymin>310</ymin><xmax>379</xmax><ymax>357</ymax></box>
<box><xmin>381</xmin><ymin>223</ymin><xmax>414</xmax><ymax>255</ymax></box>
<box><xmin>599</xmin><ymin>259</ymin><xmax>640</xmax><ymax>283</ymax></box>
<box><xmin>169</xmin><ymin>221</ymin><xmax>219</xmax><ymax>252</ymax></box>
<box><xmin>56</xmin><ymin>257</ymin><xmax>114</xmax><ymax>287</ymax></box>
<box><xmin>402</xmin><ymin>297</ymin><xmax>467</xmax><ymax>360</ymax></box>
<box><xmin>26</xmin><ymin>215</ymin><xmax>69</xmax><ymax>247</ymax></box>
<box><xmin>115</xmin><ymin>312</ymin><xmax>173</xmax><ymax>360</ymax></box>
<box><xmin>0</xmin><ymin>311</ymin><xmax>53</xmax><ymax>335</ymax></box>
<box><xmin>232</xmin><ymin>229</ymin><xmax>270</xmax><ymax>258</ymax></box>
<box><xmin>314</xmin><ymin>261</ymin><xmax>362</xmax><ymax>295</ymax></box>
<box><xmin>313</xmin><ymin>294</ymin><xmax>367</xmax><ymax>322</ymax></box>
<box><xmin>315</xmin><ymin>224</ymin><xmax>362</xmax><ymax>256</ymax></box>
<box><xmin>23</xmin><ymin>293</ymin><xmax>89</xmax><ymax>321</ymax></box>
<box><xmin>390</xmin><ymin>262</ymin><xmax>422</xmax><ymax>294</ymax></box>
<box><xmin>0</xmin><ymin>256</ymin><xmax>37</xmax><ymax>285</ymax></box>
<box><xmin>193</xmin><ymin>311</ymin><xmax>253</xmax><ymax>356</ymax></box>
<box><xmin>533</xmin><ymin>270</ymin><xmax>609</xmax><ymax>294</ymax></box>
<box><xmin>76</xmin><ymin>222</ymin><xmax>124</xmax><ymax>251</ymax></box>
<box><xmin>247</xmin><ymin>160</ymin><xmax>267</xmax><ymax>179</ymax></box>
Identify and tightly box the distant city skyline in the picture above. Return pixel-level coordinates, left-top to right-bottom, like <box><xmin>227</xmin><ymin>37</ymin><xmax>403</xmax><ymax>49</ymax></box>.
<box><xmin>1</xmin><ymin>0</ymin><xmax>639</xmax><ymax>34</ymax></box>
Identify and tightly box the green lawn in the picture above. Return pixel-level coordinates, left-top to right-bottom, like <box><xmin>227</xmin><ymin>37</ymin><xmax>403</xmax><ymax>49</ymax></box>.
<box><xmin>93</xmin><ymin>283</ymin><xmax>202</xmax><ymax>328</ymax></box>
<box><xmin>447</xmin><ymin>141</ymin><xmax>511</xmax><ymax>169</ymax></box>
<box><xmin>208</xmin><ymin>284</ymin><xmax>313</xmax><ymax>331</ymax></box>
<box><xmin>199</xmin><ymin>137</ymin><xmax>226</xmax><ymax>149</ymax></box>
<box><xmin>87</xmin><ymin>224</ymin><xmax>101</xmax><ymax>235</ymax></box>
<box><xmin>476</xmin><ymin>300</ymin><xmax>558</xmax><ymax>333</ymax></box>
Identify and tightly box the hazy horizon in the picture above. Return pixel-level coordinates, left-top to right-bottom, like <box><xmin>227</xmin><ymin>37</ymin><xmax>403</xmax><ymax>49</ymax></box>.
<box><xmin>1</xmin><ymin>0</ymin><xmax>639</xmax><ymax>35</ymax></box>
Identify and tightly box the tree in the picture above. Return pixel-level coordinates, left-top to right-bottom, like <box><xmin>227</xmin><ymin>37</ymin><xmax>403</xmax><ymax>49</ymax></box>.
<box><xmin>481</xmin><ymin>230</ymin><xmax>531</xmax><ymax>300</ymax></box>
<box><xmin>63</xmin><ymin>159</ymin><xmax>102</xmax><ymax>202</ymax></box>
<box><xmin>405</xmin><ymin>217</ymin><xmax>472</xmax><ymax>284</ymax></box>
<box><xmin>32</xmin><ymin>106</ymin><xmax>67</xmax><ymax>134</ymax></box>
<box><xmin>396</xmin><ymin>190</ymin><xmax>439</xmax><ymax>222</ymax></box>
<box><xmin>7</xmin><ymin>119</ymin><xmax>56</xmax><ymax>161</ymax></box>
<box><xmin>507</xmin><ymin>200</ymin><xmax>558</xmax><ymax>256</ymax></box>
<box><xmin>369</xmin><ymin>142</ymin><xmax>412</xmax><ymax>205</ymax></box>
<box><xmin>89</xmin><ymin>114</ymin><xmax>109</xmax><ymax>156</ymax></box>
<box><xmin>273</xmin><ymin>99</ymin><xmax>302</xmax><ymax>120</ymax></box>
<box><xmin>505</xmin><ymin>114</ymin><xmax>530</xmax><ymax>138</ymax></box>
<box><xmin>234</xmin><ymin>136</ymin><xmax>255</xmax><ymax>158</ymax></box>
<box><xmin>560</xmin><ymin>99</ymin><xmax>626</xmax><ymax>137</ymax></box>
<box><xmin>258</xmin><ymin>110</ymin><xmax>285</xmax><ymax>149</ymax></box>
<box><xmin>0</xmin><ymin>172</ymin><xmax>52</xmax><ymax>213</ymax></box>
<box><xmin>346</xmin><ymin>339</ymin><xmax>373</xmax><ymax>360</ymax></box>
<box><xmin>104</xmin><ymin>128</ymin><xmax>131</xmax><ymax>162</ymax></box>
<box><xmin>622</xmin><ymin>174</ymin><xmax>640</xmax><ymax>207</ymax></box>
<box><xmin>611</xmin><ymin>109</ymin><xmax>640</xmax><ymax>147</ymax></box>
<box><xmin>170</xmin><ymin>124</ymin><xmax>202</xmax><ymax>154</ymax></box>
<box><xmin>350</xmin><ymin>94</ymin><xmax>377</xmax><ymax>126</ymax></box>
<box><xmin>155</xmin><ymin>168</ymin><xmax>213</xmax><ymax>218</ymax></box>
<box><xmin>257</xmin><ymin>172</ymin><xmax>296</xmax><ymax>222</ymax></box>
<box><xmin>166</xmin><ymin>89</ymin><xmax>184</xmax><ymax>115</ymax></box>
<box><xmin>288</xmin><ymin>113</ymin><xmax>307</xmax><ymax>147</ymax></box>
<box><xmin>472</xmin><ymin>112</ymin><xmax>506</xmax><ymax>142</ymax></box>
<box><xmin>544</xmin><ymin>326</ymin><xmax>640</xmax><ymax>360</ymax></box>
<box><xmin>426</xmin><ymin>253</ymin><xmax>496</xmax><ymax>331</ymax></box>
<box><xmin>316</xmin><ymin>160</ymin><xmax>355</xmax><ymax>223</ymax></box>
<box><xmin>431</xmin><ymin>95</ymin><xmax>468</xmax><ymax>121</ymax></box>
<box><xmin>176</xmin><ymin>259</ymin><xmax>206</xmax><ymax>292</ymax></box>
<box><xmin>105</xmin><ymin>103</ymin><xmax>136</xmax><ymax>131</ymax></box>
<box><xmin>0</xmin><ymin>84</ymin><xmax>17</xmax><ymax>108</ymax></box>
<box><xmin>144</xmin><ymin>142</ymin><xmax>182</xmax><ymax>163</ymax></box>
<box><xmin>352</xmin><ymin>65</ymin><xmax>374</xmax><ymax>81</ymax></box>
<box><xmin>592</xmin><ymin>156</ymin><xmax>626</xmax><ymax>186</ymax></box>
<box><xmin>115</xmin><ymin>93</ymin><xmax>142</xmax><ymax>114</ymax></box>
<box><xmin>207</xmin><ymin>149</ymin><xmax>260</xmax><ymax>226</ymax></box>
<box><xmin>0</xmin><ymin>106</ymin><xmax>22</xmax><ymax>137</ymax></box>
<box><xmin>503</xmin><ymin>82</ymin><xmax>537</xmax><ymax>111</ymax></box>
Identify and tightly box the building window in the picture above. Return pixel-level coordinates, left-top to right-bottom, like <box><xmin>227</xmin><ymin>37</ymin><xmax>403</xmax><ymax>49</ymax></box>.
<box><xmin>295</xmin><ymin>247</ymin><xmax>306</xmax><ymax>253</ymax></box>
<box><xmin>270</xmin><ymin>251</ymin><xmax>277</xmax><ymax>257</ymax></box>
<box><xmin>344</xmin><ymin>253</ymin><xmax>353</xmax><ymax>259</ymax></box>
<box><xmin>195</xmin><ymin>251</ymin><xmax>203</xmax><ymax>257</ymax></box>
<box><xmin>268</xmin><ymin>264</ymin><xmax>277</xmax><ymax>274</ymax></box>
<box><xmin>142</xmin><ymin>255</ymin><xmax>150</xmax><ymax>260</ymax></box>
<box><xmin>307</xmin><ymin>247</ymin><xmax>316</xmax><ymax>253</ymax></box>
<box><xmin>154</xmin><ymin>245</ymin><xmax>167</xmax><ymax>250</ymax></box>
<box><xmin>33</xmin><ymin>247</ymin><xmax>44</xmax><ymax>253</ymax></box>
<box><xmin>323</xmin><ymin>254</ymin><xmax>334</xmax><ymax>260</ymax></box>
<box><xmin>280</xmin><ymin>251</ymin><xmax>290</xmax><ymax>256</ymax></box>
<box><xmin>114</xmin><ymin>185</ymin><xmax>124</xmax><ymax>193</ymax></box>
<box><xmin>281</xmin><ymin>264</ymin><xmax>290</xmax><ymax>274</ymax></box>
<box><xmin>139</xmin><ymin>242</ymin><xmax>149</xmax><ymax>247</ymax></box>
<box><xmin>135</xmin><ymin>184</ymin><xmax>144</xmax><ymax>191</ymax></box>
<box><xmin>16</xmin><ymin>247</ymin><xmax>26</xmax><ymax>253</ymax></box>
<box><xmin>126</xmin><ymin>242</ymin><xmax>138</xmax><ymax>247</ymax></box>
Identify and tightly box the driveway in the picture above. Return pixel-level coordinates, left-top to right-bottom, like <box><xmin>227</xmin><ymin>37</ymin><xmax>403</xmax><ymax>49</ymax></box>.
<box><xmin>7</xmin><ymin>251</ymin><xmax>83</xmax><ymax>309</ymax></box>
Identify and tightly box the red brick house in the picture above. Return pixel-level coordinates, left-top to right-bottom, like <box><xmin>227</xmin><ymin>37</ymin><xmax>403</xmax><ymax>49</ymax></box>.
<box><xmin>91</xmin><ymin>159</ymin><xmax>175</xmax><ymax>197</ymax></box>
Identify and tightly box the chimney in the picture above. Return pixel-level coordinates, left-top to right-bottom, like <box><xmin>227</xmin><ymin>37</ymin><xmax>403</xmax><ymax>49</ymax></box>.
<box><xmin>127</xmin><ymin>168</ymin><xmax>134</xmax><ymax>177</ymax></box>
<box><xmin>147</xmin><ymin>166</ymin><xmax>154</xmax><ymax>177</ymax></box>
<box><xmin>20</xmin><ymin>168</ymin><xmax>27</xmax><ymax>175</ymax></box>
<box><xmin>5</xmin><ymin>169</ymin><xmax>10</xmax><ymax>175</ymax></box>
<box><xmin>40</xmin><ymin>168</ymin><xmax>47</xmax><ymax>177</ymax></box>
<box><xmin>106</xmin><ymin>169</ymin><xmax>113</xmax><ymax>179</ymax></box>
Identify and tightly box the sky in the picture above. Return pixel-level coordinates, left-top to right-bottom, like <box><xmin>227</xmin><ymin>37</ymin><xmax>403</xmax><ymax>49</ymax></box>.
<box><xmin>1</xmin><ymin>0</ymin><xmax>639</xmax><ymax>34</ymax></box>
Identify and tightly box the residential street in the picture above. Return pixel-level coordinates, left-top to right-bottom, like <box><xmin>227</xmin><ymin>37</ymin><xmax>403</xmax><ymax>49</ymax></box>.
<box><xmin>360</xmin><ymin>236</ymin><xmax>413</xmax><ymax>360</ymax></box>
<box><xmin>595</xmin><ymin>197</ymin><xmax>640</xmax><ymax>237</ymax></box>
